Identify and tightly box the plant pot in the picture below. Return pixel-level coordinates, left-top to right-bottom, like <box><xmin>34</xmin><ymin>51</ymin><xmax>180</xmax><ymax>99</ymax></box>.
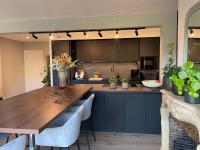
<box><xmin>172</xmin><ymin>83</ymin><xmax>183</xmax><ymax>96</ymax></box>
<box><xmin>163</xmin><ymin>76</ymin><xmax>172</xmax><ymax>91</ymax></box>
<box><xmin>58</xmin><ymin>71</ymin><xmax>68</xmax><ymax>88</ymax></box>
<box><xmin>110</xmin><ymin>82</ymin><xmax>117</xmax><ymax>89</ymax></box>
<box><xmin>122</xmin><ymin>82</ymin><xmax>129</xmax><ymax>89</ymax></box>
<box><xmin>184</xmin><ymin>92</ymin><xmax>200</xmax><ymax>104</ymax></box>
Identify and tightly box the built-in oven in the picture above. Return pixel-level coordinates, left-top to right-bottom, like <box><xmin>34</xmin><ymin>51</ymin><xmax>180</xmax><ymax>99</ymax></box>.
<box><xmin>140</xmin><ymin>56</ymin><xmax>159</xmax><ymax>80</ymax></box>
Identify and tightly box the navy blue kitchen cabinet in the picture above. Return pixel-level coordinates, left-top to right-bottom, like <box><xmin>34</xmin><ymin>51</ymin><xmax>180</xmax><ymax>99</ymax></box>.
<box><xmin>105</xmin><ymin>93</ymin><xmax>125</xmax><ymax>132</ymax></box>
<box><xmin>124</xmin><ymin>94</ymin><xmax>146</xmax><ymax>133</ymax></box>
<box><xmin>90</xmin><ymin>91</ymin><xmax>161</xmax><ymax>134</ymax></box>
<box><xmin>91</xmin><ymin>93</ymin><xmax>107</xmax><ymax>131</ymax></box>
<box><xmin>145</xmin><ymin>94</ymin><xmax>162</xmax><ymax>134</ymax></box>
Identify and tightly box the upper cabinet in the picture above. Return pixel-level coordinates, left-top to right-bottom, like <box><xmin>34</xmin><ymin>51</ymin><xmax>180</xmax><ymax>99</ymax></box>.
<box><xmin>140</xmin><ymin>37</ymin><xmax>160</xmax><ymax>57</ymax></box>
<box><xmin>75</xmin><ymin>38</ymin><xmax>140</xmax><ymax>62</ymax></box>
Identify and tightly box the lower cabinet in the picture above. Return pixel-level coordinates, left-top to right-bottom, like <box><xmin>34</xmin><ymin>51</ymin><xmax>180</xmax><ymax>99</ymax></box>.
<box><xmin>145</xmin><ymin>94</ymin><xmax>162</xmax><ymax>134</ymax></box>
<box><xmin>105</xmin><ymin>93</ymin><xmax>124</xmax><ymax>132</ymax></box>
<box><xmin>91</xmin><ymin>93</ymin><xmax>106</xmax><ymax>131</ymax></box>
<box><xmin>125</xmin><ymin>94</ymin><xmax>146</xmax><ymax>133</ymax></box>
<box><xmin>90</xmin><ymin>92</ymin><xmax>161</xmax><ymax>134</ymax></box>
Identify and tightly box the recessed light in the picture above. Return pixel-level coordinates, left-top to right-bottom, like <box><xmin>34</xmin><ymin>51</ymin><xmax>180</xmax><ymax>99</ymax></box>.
<box><xmin>26</xmin><ymin>36</ymin><xmax>30</xmax><ymax>39</ymax></box>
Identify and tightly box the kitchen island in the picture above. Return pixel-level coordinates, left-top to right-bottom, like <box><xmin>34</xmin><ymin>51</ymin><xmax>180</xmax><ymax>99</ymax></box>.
<box><xmin>80</xmin><ymin>84</ymin><xmax>162</xmax><ymax>134</ymax></box>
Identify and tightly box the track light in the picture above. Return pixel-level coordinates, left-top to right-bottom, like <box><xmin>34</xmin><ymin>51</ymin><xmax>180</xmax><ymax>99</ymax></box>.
<box><xmin>49</xmin><ymin>33</ymin><xmax>54</xmax><ymax>40</ymax></box>
<box><xmin>83</xmin><ymin>31</ymin><xmax>88</xmax><ymax>37</ymax></box>
<box><xmin>115</xmin><ymin>30</ymin><xmax>119</xmax><ymax>38</ymax></box>
<box><xmin>66</xmin><ymin>32</ymin><xmax>72</xmax><ymax>38</ymax></box>
<box><xmin>190</xmin><ymin>29</ymin><xmax>194</xmax><ymax>36</ymax></box>
<box><xmin>98</xmin><ymin>31</ymin><xmax>103</xmax><ymax>38</ymax></box>
<box><xmin>32</xmin><ymin>33</ymin><xmax>38</xmax><ymax>39</ymax></box>
<box><xmin>135</xmin><ymin>29</ymin><xmax>139</xmax><ymax>36</ymax></box>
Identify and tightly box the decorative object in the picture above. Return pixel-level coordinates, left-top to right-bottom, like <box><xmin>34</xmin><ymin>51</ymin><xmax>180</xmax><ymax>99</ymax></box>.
<box><xmin>142</xmin><ymin>80</ymin><xmax>162</xmax><ymax>88</ymax></box>
<box><xmin>108</xmin><ymin>76</ymin><xmax>117</xmax><ymax>89</ymax></box>
<box><xmin>171</xmin><ymin>61</ymin><xmax>200</xmax><ymax>104</ymax></box>
<box><xmin>162</xmin><ymin>42</ymin><xmax>176</xmax><ymax>91</ymax></box>
<box><xmin>52</xmin><ymin>52</ymin><xmax>77</xmax><ymax>88</ymax></box>
<box><xmin>121</xmin><ymin>78</ymin><xmax>129</xmax><ymax>89</ymax></box>
<box><xmin>93</xmin><ymin>71</ymin><xmax>99</xmax><ymax>78</ymax></box>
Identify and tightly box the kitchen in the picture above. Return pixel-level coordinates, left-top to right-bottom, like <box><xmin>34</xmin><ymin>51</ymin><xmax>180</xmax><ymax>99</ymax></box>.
<box><xmin>1</xmin><ymin>0</ymin><xmax>199</xmax><ymax>150</ymax></box>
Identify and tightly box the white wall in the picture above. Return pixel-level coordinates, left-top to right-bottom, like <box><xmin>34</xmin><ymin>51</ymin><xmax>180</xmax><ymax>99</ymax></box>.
<box><xmin>178</xmin><ymin>0</ymin><xmax>200</xmax><ymax>66</ymax></box>
<box><xmin>0</xmin><ymin>38</ymin><xmax>25</xmax><ymax>98</ymax></box>
<box><xmin>22</xmin><ymin>42</ymin><xmax>50</xmax><ymax>73</ymax></box>
<box><xmin>0</xmin><ymin>49</ymin><xmax>2</xmax><ymax>96</ymax></box>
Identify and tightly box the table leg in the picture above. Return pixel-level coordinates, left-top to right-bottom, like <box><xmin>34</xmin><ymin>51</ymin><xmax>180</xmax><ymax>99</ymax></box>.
<box><xmin>29</xmin><ymin>134</ymin><xmax>35</xmax><ymax>150</ymax></box>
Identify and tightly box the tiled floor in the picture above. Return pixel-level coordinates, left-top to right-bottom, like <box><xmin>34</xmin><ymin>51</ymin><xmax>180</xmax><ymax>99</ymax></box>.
<box><xmin>28</xmin><ymin>132</ymin><xmax>161</xmax><ymax>150</ymax></box>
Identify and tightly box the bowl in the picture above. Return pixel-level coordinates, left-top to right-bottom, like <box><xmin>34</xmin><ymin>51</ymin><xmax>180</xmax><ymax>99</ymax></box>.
<box><xmin>142</xmin><ymin>80</ymin><xmax>162</xmax><ymax>88</ymax></box>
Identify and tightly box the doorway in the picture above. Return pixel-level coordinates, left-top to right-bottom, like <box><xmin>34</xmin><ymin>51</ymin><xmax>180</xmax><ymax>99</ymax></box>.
<box><xmin>24</xmin><ymin>50</ymin><xmax>44</xmax><ymax>92</ymax></box>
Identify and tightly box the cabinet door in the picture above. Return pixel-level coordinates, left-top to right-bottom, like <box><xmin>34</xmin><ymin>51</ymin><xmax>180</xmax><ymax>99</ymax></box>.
<box><xmin>91</xmin><ymin>93</ymin><xmax>106</xmax><ymax>131</ymax></box>
<box><xmin>105</xmin><ymin>93</ymin><xmax>124</xmax><ymax>132</ymax></box>
<box><xmin>140</xmin><ymin>37</ymin><xmax>160</xmax><ymax>57</ymax></box>
<box><xmin>124</xmin><ymin>94</ymin><xmax>146</xmax><ymax>133</ymax></box>
<box><xmin>145</xmin><ymin>93</ymin><xmax>162</xmax><ymax>134</ymax></box>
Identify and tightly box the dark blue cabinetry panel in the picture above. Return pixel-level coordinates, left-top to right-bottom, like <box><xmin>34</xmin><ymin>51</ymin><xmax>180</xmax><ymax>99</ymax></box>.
<box><xmin>91</xmin><ymin>93</ymin><xmax>106</xmax><ymax>131</ymax></box>
<box><xmin>105</xmin><ymin>93</ymin><xmax>125</xmax><ymax>132</ymax></box>
<box><xmin>90</xmin><ymin>91</ymin><xmax>161</xmax><ymax>134</ymax></box>
<box><xmin>145</xmin><ymin>94</ymin><xmax>162</xmax><ymax>134</ymax></box>
<box><xmin>125</xmin><ymin>94</ymin><xmax>146</xmax><ymax>133</ymax></box>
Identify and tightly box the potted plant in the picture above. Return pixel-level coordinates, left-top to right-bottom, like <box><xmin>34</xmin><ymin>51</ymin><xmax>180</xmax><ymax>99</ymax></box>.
<box><xmin>172</xmin><ymin>61</ymin><xmax>200</xmax><ymax>104</ymax></box>
<box><xmin>109</xmin><ymin>76</ymin><xmax>117</xmax><ymax>89</ymax></box>
<box><xmin>121</xmin><ymin>78</ymin><xmax>129</xmax><ymax>89</ymax></box>
<box><xmin>52</xmin><ymin>52</ymin><xmax>77</xmax><ymax>88</ymax></box>
<box><xmin>162</xmin><ymin>42</ymin><xmax>176</xmax><ymax>91</ymax></box>
<box><xmin>170</xmin><ymin>67</ymin><xmax>182</xmax><ymax>96</ymax></box>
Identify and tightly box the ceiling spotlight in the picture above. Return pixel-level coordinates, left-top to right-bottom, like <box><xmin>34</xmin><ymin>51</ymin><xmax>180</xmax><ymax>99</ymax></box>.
<box><xmin>66</xmin><ymin>32</ymin><xmax>72</xmax><ymax>38</ymax></box>
<box><xmin>135</xmin><ymin>29</ymin><xmax>139</xmax><ymax>36</ymax></box>
<box><xmin>83</xmin><ymin>31</ymin><xmax>88</xmax><ymax>37</ymax></box>
<box><xmin>98</xmin><ymin>31</ymin><xmax>103</xmax><ymax>38</ymax></box>
<box><xmin>32</xmin><ymin>33</ymin><xmax>38</xmax><ymax>39</ymax></box>
<box><xmin>49</xmin><ymin>33</ymin><xmax>54</xmax><ymax>40</ymax></box>
<box><xmin>190</xmin><ymin>29</ymin><xmax>194</xmax><ymax>37</ymax></box>
<box><xmin>115</xmin><ymin>30</ymin><xmax>119</xmax><ymax>38</ymax></box>
<box><xmin>26</xmin><ymin>36</ymin><xmax>30</xmax><ymax>39</ymax></box>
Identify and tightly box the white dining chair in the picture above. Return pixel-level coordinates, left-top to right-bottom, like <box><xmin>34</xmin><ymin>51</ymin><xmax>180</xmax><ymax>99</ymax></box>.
<box><xmin>35</xmin><ymin>105</ymin><xmax>84</xmax><ymax>150</ymax></box>
<box><xmin>68</xmin><ymin>94</ymin><xmax>95</xmax><ymax>150</ymax></box>
<box><xmin>0</xmin><ymin>135</ymin><xmax>26</xmax><ymax>150</ymax></box>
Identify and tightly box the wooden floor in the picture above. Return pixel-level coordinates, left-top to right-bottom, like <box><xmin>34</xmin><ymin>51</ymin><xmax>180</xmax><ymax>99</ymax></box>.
<box><xmin>31</xmin><ymin>132</ymin><xmax>161</xmax><ymax>150</ymax></box>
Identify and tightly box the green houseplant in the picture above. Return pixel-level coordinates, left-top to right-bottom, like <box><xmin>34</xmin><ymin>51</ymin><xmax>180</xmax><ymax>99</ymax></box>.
<box><xmin>171</xmin><ymin>61</ymin><xmax>200</xmax><ymax>104</ymax></box>
<box><xmin>109</xmin><ymin>76</ymin><xmax>117</xmax><ymax>89</ymax></box>
<box><xmin>121</xmin><ymin>78</ymin><xmax>129</xmax><ymax>89</ymax></box>
<box><xmin>162</xmin><ymin>42</ymin><xmax>176</xmax><ymax>91</ymax></box>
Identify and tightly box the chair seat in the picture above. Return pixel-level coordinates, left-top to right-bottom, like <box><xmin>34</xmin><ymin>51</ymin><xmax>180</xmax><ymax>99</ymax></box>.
<box><xmin>0</xmin><ymin>133</ymin><xmax>9</xmax><ymax>140</ymax></box>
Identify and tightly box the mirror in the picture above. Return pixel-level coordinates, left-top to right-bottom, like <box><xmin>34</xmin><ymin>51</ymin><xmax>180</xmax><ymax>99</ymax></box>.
<box><xmin>188</xmin><ymin>7</ymin><xmax>200</xmax><ymax>66</ymax></box>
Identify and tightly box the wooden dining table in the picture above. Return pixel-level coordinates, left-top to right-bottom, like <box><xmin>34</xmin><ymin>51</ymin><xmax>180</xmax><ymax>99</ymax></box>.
<box><xmin>0</xmin><ymin>84</ymin><xmax>92</xmax><ymax>150</ymax></box>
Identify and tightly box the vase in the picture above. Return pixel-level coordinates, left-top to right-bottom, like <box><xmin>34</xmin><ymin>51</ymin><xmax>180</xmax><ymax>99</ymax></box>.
<box><xmin>58</xmin><ymin>71</ymin><xmax>68</xmax><ymax>88</ymax></box>
<box><xmin>184</xmin><ymin>91</ymin><xmax>200</xmax><ymax>104</ymax></box>
<box><xmin>163</xmin><ymin>76</ymin><xmax>172</xmax><ymax>91</ymax></box>
<box><xmin>110</xmin><ymin>82</ymin><xmax>117</xmax><ymax>89</ymax></box>
<box><xmin>122</xmin><ymin>83</ymin><xmax>129</xmax><ymax>89</ymax></box>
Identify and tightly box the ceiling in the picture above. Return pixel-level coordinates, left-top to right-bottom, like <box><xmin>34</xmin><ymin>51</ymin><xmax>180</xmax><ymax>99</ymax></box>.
<box><xmin>0</xmin><ymin>28</ymin><xmax>161</xmax><ymax>42</ymax></box>
<box><xmin>0</xmin><ymin>0</ymin><xmax>178</xmax><ymax>22</ymax></box>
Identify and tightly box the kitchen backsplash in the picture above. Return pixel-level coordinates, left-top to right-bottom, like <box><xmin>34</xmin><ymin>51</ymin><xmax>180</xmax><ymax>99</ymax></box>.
<box><xmin>79</xmin><ymin>62</ymin><xmax>138</xmax><ymax>78</ymax></box>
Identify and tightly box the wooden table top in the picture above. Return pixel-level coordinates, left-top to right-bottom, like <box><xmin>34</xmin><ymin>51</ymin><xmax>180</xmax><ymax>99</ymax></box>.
<box><xmin>0</xmin><ymin>84</ymin><xmax>92</xmax><ymax>134</ymax></box>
